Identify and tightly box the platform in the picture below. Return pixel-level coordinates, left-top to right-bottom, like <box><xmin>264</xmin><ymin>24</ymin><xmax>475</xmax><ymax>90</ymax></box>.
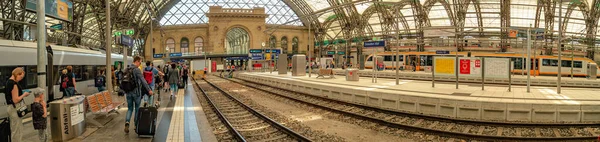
<box><xmin>329</xmin><ymin>69</ymin><xmax>600</xmax><ymax>88</ymax></box>
<box><xmin>237</xmin><ymin>72</ymin><xmax>600</xmax><ymax>123</ymax></box>
<box><xmin>19</xmin><ymin>80</ymin><xmax>217</xmax><ymax>142</ymax></box>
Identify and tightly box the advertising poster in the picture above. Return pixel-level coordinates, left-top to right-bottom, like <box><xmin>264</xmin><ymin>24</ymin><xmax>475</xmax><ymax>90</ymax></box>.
<box><xmin>460</xmin><ymin>59</ymin><xmax>471</xmax><ymax>74</ymax></box>
<box><xmin>26</xmin><ymin>0</ymin><xmax>73</xmax><ymax>21</ymax></box>
<box><xmin>433</xmin><ymin>57</ymin><xmax>455</xmax><ymax>76</ymax></box>
<box><xmin>458</xmin><ymin>57</ymin><xmax>482</xmax><ymax>77</ymax></box>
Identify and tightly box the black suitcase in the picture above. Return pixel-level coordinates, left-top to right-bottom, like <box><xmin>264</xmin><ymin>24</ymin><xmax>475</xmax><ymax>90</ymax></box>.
<box><xmin>136</xmin><ymin>107</ymin><xmax>157</xmax><ymax>136</ymax></box>
<box><xmin>178</xmin><ymin>79</ymin><xmax>184</xmax><ymax>89</ymax></box>
<box><xmin>0</xmin><ymin>118</ymin><xmax>10</xmax><ymax>142</ymax></box>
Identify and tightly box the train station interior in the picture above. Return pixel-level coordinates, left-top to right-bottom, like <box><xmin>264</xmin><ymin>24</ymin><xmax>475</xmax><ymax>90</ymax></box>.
<box><xmin>1</xmin><ymin>0</ymin><xmax>600</xmax><ymax>141</ymax></box>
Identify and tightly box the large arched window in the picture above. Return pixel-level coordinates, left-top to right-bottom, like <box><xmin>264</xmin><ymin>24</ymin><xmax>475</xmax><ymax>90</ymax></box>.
<box><xmin>166</xmin><ymin>38</ymin><xmax>175</xmax><ymax>53</ymax></box>
<box><xmin>281</xmin><ymin>36</ymin><xmax>288</xmax><ymax>54</ymax></box>
<box><xmin>194</xmin><ymin>37</ymin><xmax>203</xmax><ymax>55</ymax></box>
<box><xmin>269</xmin><ymin>36</ymin><xmax>276</xmax><ymax>48</ymax></box>
<box><xmin>225</xmin><ymin>27</ymin><xmax>249</xmax><ymax>54</ymax></box>
<box><xmin>292</xmin><ymin>37</ymin><xmax>299</xmax><ymax>54</ymax></box>
<box><xmin>180</xmin><ymin>37</ymin><xmax>189</xmax><ymax>53</ymax></box>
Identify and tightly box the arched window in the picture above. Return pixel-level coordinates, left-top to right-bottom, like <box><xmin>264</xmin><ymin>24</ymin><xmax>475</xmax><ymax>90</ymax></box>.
<box><xmin>269</xmin><ymin>36</ymin><xmax>276</xmax><ymax>48</ymax></box>
<box><xmin>194</xmin><ymin>37</ymin><xmax>203</xmax><ymax>55</ymax></box>
<box><xmin>180</xmin><ymin>37</ymin><xmax>189</xmax><ymax>53</ymax></box>
<box><xmin>166</xmin><ymin>38</ymin><xmax>175</xmax><ymax>53</ymax></box>
<box><xmin>281</xmin><ymin>36</ymin><xmax>288</xmax><ymax>54</ymax></box>
<box><xmin>292</xmin><ymin>37</ymin><xmax>299</xmax><ymax>54</ymax></box>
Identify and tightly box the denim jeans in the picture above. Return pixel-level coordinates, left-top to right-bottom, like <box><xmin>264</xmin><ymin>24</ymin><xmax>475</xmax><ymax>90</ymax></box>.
<box><xmin>65</xmin><ymin>87</ymin><xmax>75</xmax><ymax>97</ymax></box>
<box><xmin>170</xmin><ymin>84</ymin><xmax>178</xmax><ymax>96</ymax></box>
<box><xmin>97</xmin><ymin>86</ymin><xmax>106</xmax><ymax>92</ymax></box>
<box><xmin>125</xmin><ymin>94</ymin><xmax>141</xmax><ymax>126</ymax></box>
<box><xmin>143</xmin><ymin>85</ymin><xmax>155</xmax><ymax>107</ymax></box>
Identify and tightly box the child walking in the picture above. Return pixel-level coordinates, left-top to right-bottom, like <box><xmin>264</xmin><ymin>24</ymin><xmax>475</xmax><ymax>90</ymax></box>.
<box><xmin>31</xmin><ymin>88</ymin><xmax>48</xmax><ymax>142</ymax></box>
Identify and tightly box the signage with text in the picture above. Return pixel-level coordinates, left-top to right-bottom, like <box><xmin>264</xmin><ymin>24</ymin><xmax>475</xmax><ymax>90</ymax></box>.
<box><xmin>26</xmin><ymin>0</ymin><xmax>73</xmax><ymax>21</ymax></box>
<box><xmin>249</xmin><ymin>49</ymin><xmax>263</xmax><ymax>53</ymax></box>
<box><xmin>270</xmin><ymin>49</ymin><xmax>281</xmax><ymax>54</ymax></box>
<box><xmin>250</xmin><ymin>53</ymin><xmax>263</xmax><ymax>60</ymax></box>
<box><xmin>436</xmin><ymin>50</ymin><xmax>450</xmax><ymax>54</ymax></box>
<box><xmin>363</xmin><ymin>41</ymin><xmax>386</xmax><ymax>47</ymax></box>
<box><xmin>120</xmin><ymin>35</ymin><xmax>133</xmax><ymax>47</ymax></box>
<box><xmin>169</xmin><ymin>52</ymin><xmax>182</xmax><ymax>57</ymax></box>
<box><xmin>337</xmin><ymin>51</ymin><xmax>345</xmax><ymax>55</ymax></box>
<box><xmin>458</xmin><ymin>57</ymin><xmax>482</xmax><ymax>77</ymax></box>
<box><xmin>327</xmin><ymin>51</ymin><xmax>336</xmax><ymax>55</ymax></box>
<box><xmin>434</xmin><ymin>57</ymin><xmax>455</xmax><ymax>76</ymax></box>
<box><xmin>153</xmin><ymin>54</ymin><xmax>164</xmax><ymax>58</ymax></box>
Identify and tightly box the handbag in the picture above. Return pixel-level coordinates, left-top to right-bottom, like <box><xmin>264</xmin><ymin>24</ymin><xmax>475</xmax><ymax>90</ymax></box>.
<box><xmin>15</xmin><ymin>100</ymin><xmax>30</xmax><ymax>118</ymax></box>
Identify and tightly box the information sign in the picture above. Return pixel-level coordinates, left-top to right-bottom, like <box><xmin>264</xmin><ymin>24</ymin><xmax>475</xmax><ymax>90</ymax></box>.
<box><xmin>169</xmin><ymin>52</ymin><xmax>182</xmax><ymax>57</ymax></box>
<box><xmin>436</xmin><ymin>50</ymin><xmax>450</xmax><ymax>54</ymax></box>
<box><xmin>120</xmin><ymin>35</ymin><xmax>133</xmax><ymax>47</ymax></box>
<box><xmin>433</xmin><ymin>57</ymin><xmax>455</xmax><ymax>76</ymax></box>
<box><xmin>250</xmin><ymin>53</ymin><xmax>263</xmax><ymax>60</ymax></box>
<box><xmin>153</xmin><ymin>54</ymin><xmax>164</xmax><ymax>58</ymax></box>
<box><xmin>249</xmin><ymin>49</ymin><xmax>263</xmax><ymax>53</ymax></box>
<box><xmin>265</xmin><ymin>49</ymin><xmax>271</xmax><ymax>53</ymax></box>
<box><xmin>484</xmin><ymin>58</ymin><xmax>510</xmax><ymax>78</ymax></box>
<box><xmin>460</xmin><ymin>59</ymin><xmax>471</xmax><ymax>74</ymax></box>
<box><xmin>327</xmin><ymin>51</ymin><xmax>336</xmax><ymax>55</ymax></box>
<box><xmin>363</xmin><ymin>41</ymin><xmax>386</xmax><ymax>47</ymax></box>
<box><xmin>271</xmin><ymin>49</ymin><xmax>281</xmax><ymax>54</ymax></box>
<box><xmin>337</xmin><ymin>51</ymin><xmax>345</xmax><ymax>55</ymax></box>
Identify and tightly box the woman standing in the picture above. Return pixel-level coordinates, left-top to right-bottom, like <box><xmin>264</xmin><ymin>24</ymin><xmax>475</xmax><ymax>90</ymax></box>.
<box><xmin>4</xmin><ymin>67</ymin><xmax>31</xmax><ymax>141</ymax></box>
<box><xmin>167</xmin><ymin>63</ymin><xmax>180</xmax><ymax>99</ymax></box>
<box><xmin>66</xmin><ymin>66</ymin><xmax>76</xmax><ymax>96</ymax></box>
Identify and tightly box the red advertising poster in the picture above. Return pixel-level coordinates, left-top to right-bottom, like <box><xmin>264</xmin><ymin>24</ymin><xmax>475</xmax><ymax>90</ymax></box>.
<box><xmin>475</xmin><ymin>60</ymin><xmax>481</xmax><ymax>68</ymax></box>
<box><xmin>460</xmin><ymin>59</ymin><xmax>470</xmax><ymax>74</ymax></box>
<box><xmin>211</xmin><ymin>61</ymin><xmax>217</xmax><ymax>72</ymax></box>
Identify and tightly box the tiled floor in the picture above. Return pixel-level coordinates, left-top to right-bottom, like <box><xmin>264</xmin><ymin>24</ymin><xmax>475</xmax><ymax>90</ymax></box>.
<box><xmin>166</xmin><ymin>90</ymin><xmax>185</xmax><ymax>142</ymax></box>
<box><xmin>246</xmin><ymin>72</ymin><xmax>600</xmax><ymax>105</ymax></box>
<box><xmin>20</xmin><ymin>79</ymin><xmax>217</xmax><ymax>142</ymax></box>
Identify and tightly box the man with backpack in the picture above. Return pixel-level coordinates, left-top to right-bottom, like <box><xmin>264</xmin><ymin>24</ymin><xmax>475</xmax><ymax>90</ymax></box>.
<box><xmin>95</xmin><ymin>70</ymin><xmax>106</xmax><ymax>92</ymax></box>
<box><xmin>121</xmin><ymin>56</ymin><xmax>153</xmax><ymax>134</ymax></box>
<box><xmin>181</xmin><ymin>66</ymin><xmax>189</xmax><ymax>88</ymax></box>
<box><xmin>143</xmin><ymin>61</ymin><xmax>164</xmax><ymax>108</ymax></box>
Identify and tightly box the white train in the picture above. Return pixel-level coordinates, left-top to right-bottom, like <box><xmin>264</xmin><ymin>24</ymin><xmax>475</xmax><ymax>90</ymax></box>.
<box><xmin>0</xmin><ymin>39</ymin><xmax>132</xmax><ymax>100</ymax></box>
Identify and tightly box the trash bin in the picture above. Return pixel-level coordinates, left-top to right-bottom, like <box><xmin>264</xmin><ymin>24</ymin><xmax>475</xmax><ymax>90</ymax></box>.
<box><xmin>50</xmin><ymin>95</ymin><xmax>86</xmax><ymax>141</ymax></box>
<box><xmin>346</xmin><ymin>69</ymin><xmax>359</xmax><ymax>81</ymax></box>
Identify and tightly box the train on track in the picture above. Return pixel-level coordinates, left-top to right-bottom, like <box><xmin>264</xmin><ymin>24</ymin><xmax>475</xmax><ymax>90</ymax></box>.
<box><xmin>365</xmin><ymin>51</ymin><xmax>600</xmax><ymax>77</ymax></box>
<box><xmin>0</xmin><ymin>39</ymin><xmax>132</xmax><ymax>100</ymax></box>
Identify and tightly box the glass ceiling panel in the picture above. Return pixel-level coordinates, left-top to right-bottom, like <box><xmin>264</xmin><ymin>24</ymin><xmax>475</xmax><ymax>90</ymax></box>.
<box><xmin>465</xmin><ymin>2</ymin><xmax>478</xmax><ymax>28</ymax></box>
<box><xmin>428</xmin><ymin>3</ymin><xmax>451</xmax><ymax>26</ymax></box>
<box><xmin>160</xmin><ymin>0</ymin><xmax>302</xmax><ymax>26</ymax></box>
<box><xmin>305</xmin><ymin>0</ymin><xmax>330</xmax><ymax>11</ymax></box>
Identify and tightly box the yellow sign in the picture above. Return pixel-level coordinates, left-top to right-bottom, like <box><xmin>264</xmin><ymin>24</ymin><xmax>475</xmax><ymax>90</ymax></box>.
<box><xmin>57</xmin><ymin>0</ymin><xmax>69</xmax><ymax>20</ymax></box>
<box><xmin>265</xmin><ymin>53</ymin><xmax>271</xmax><ymax>61</ymax></box>
<box><xmin>434</xmin><ymin>57</ymin><xmax>455</xmax><ymax>75</ymax></box>
<box><xmin>509</xmin><ymin>30</ymin><xmax>518</xmax><ymax>38</ymax></box>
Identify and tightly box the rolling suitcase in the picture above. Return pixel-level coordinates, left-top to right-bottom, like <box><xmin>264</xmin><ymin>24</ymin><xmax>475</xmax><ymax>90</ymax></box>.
<box><xmin>178</xmin><ymin>79</ymin><xmax>184</xmax><ymax>89</ymax></box>
<box><xmin>136</xmin><ymin>106</ymin><xmax>157</xmax><ymax>137</ymax></box>
<box><xmin>0</xmin><ymin>118</ymin><xmax>10</xmax><ymax>142</ymax></box>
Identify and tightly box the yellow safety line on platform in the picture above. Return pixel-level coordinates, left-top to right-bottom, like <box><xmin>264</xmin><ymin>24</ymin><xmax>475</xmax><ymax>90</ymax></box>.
<box><xmin>166</xmin><ymin>89</ymin><xmax>185</xmax><ymax>142</ymax></box>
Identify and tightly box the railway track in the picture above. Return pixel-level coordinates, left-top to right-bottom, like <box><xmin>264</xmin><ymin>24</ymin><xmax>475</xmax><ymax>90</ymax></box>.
<box><xmin>194</xmin><ymin>78</ymin><xmax>311</xmax><ymax>142</ymax></box>
<box><xmin>216</xmin><ymin>75</ymin><xmax>600</xmax><ymax>141</ymax></box>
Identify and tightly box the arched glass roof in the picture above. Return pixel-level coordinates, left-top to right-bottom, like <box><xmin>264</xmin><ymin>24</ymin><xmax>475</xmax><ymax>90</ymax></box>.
<box><xmin>159</xmin><ymin>0</ymin><xmax>302</xmax><ymax>26</ymax></box>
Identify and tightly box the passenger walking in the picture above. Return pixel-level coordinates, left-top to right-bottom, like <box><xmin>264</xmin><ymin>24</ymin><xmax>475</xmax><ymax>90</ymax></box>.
<box><xmin>59</xmin><ymin>69</ymin><xmax>69</xmax><ymax>97</ymax></box>
<box><xmin>31</xmin><ymin>88</ymin><xmax>48</xmax><ymax>142</ymax></box>
<box><xmin>121</xmin><ymin>56</ymin><xmax>153</xmax><ymax>133</ymax></box>
<box><xmin>95</xmin><ymin>70</ymin><xmax>106</xmax><ymax>92</ymax></box>
<box><xmin>4</xmin><ymin>67</ymin><xmax>31</xmax><ymax>142</ymax></box>
<box><xmin>181</xmin><ymin>66</ymin><xmax>189</xmax><ymax>88</ymax></box>
<box><xmin>163</xmin><ymin>63</ymin><xmax>171</xmax><ymax>93</ymax></box>
<box><xmin>66</xmin><ymin>66</ymin><xmax>76</xmax><ymax>96</ymax></box>
<box><xmin>167</xmin><ymin>63</ymin><xmax>180</xmax><ymax>99</ymax></box>
<box><xmin>143</xmin><ymin>61</ymin><xmax>164</xmax><ymax>107</ymax></box>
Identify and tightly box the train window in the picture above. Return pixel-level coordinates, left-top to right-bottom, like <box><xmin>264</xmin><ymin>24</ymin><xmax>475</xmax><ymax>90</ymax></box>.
<box><xmin>384</xmin><ymin>56</ymin><xmax>393</xmax><ymax>61</ymax></box>
<box><xmin>542</xmin><ymin>59</ymin><xmax>551</xmax><ymax>66</ymax></box>
<box><xmin>550</xmin><ymin>60</ymin><xmax>558</xmax><ymax>66</ymax></box>
<box><xmin>73</xmin><ymin>66</ymin><xmax>83</xmax><ymax>81</ymax></box>
<box><xmin>25</xmin><ymin>66</ymin><xmax>37</xmax><ymax>87</ymax></box>
<box><xmin>84</xmin><ymin>66</ymin><xmax>95</xmax><ymax>81</ymax></box>
<box><xmin>513</xmin><ymin>58</ymin><xmax>523</xmax><ymax>69</ymax></box>
<box><xmin>574</xmin><ymin>61</ymin><xmax>583</xmax><ymax>68</ymax></box>
<box><xmin>561</xmin><ymin>60</ymin><xmax>572</xmax><ymax>67</ymax></box>
<box><xmin>367</xmin><ymin>57</ymin><xmax>373</xmax><ymax>61</ymax></box>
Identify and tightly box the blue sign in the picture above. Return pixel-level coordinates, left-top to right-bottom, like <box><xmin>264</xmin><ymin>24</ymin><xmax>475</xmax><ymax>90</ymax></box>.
<box><xmin>250</xmin><ymin>53</ymin><xmax>263</xmax><ymax>60</ymax></box>
<box><xmin>265</xmin><ymin>49</ymin><xmax>271</xmax><ymax>53</ymax></box>
<box><xmin>436</xmin><ymin>50</ymin><xmax>450</xmax><ymax>54</ymax></box>
<box><xmin>120</xmin><ymin>35</ymin><xmax>133</xmax><ymax>47</ymax></box>
<box><xmin>169</xmin><ymin>52</ymin><xmax>182</xmax><ymax>57</ymax></box>
<box><xmin>226</xmin><ymin>57</ymin><xmax>250</xmax><ymax>60</ymax></box>
<box><xmin>249</xmin><ymin>49</ymin><xmax>263</xmax><ymax>53</ymax></box>
<box><xmin>363</xmin><ymin>41</ymin><xmax>386</xmax><ymax>47</ymax></box>
<box><xmin>153</xmin><ymin>54</ymin><xmax>164</xmax><ymax>58</ymax></box>
<box><xmin>272</xmin><ymin>49</ymin><xmax>282</xmax><ymax>54</ymax></box>
<box><xmin>171</xmin><ymin>59</ymin><xmax>184</xmax><ymax>62</ymax></box>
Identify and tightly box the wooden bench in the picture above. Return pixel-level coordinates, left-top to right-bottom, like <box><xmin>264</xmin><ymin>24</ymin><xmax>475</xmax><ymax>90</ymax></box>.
<box><xmin>317</xmin><ymin>69</ymin><xmax>336</xmax><ymax>79</ymax></box>
<box><xmin>85</xmin><ymin>91</ymin><xmax>122</xmax><ymax>127</ymax></box>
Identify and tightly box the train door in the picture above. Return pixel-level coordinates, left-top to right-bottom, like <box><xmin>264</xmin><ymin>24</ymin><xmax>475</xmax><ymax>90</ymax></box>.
<box><xmin>407</xmin><ymin>55</ymin><xmax>418</xmax><ymax>71</ymax></box>
<box><xmin>419</xmin><ymin>55</ymin><xmax>433</xmax><ymax>72</ymax></box>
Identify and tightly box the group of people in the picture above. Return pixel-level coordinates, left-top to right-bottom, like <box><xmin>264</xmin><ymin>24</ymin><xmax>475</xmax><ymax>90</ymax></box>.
<box><xmin>4</xmin><ymin>68</ymin><xmax>49</xmax><ymax>141</ymax></box>
<box><xmin>3</xmin><ymin>56</ymin><xmax>192</xmax><ymax>141</ymax></box>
